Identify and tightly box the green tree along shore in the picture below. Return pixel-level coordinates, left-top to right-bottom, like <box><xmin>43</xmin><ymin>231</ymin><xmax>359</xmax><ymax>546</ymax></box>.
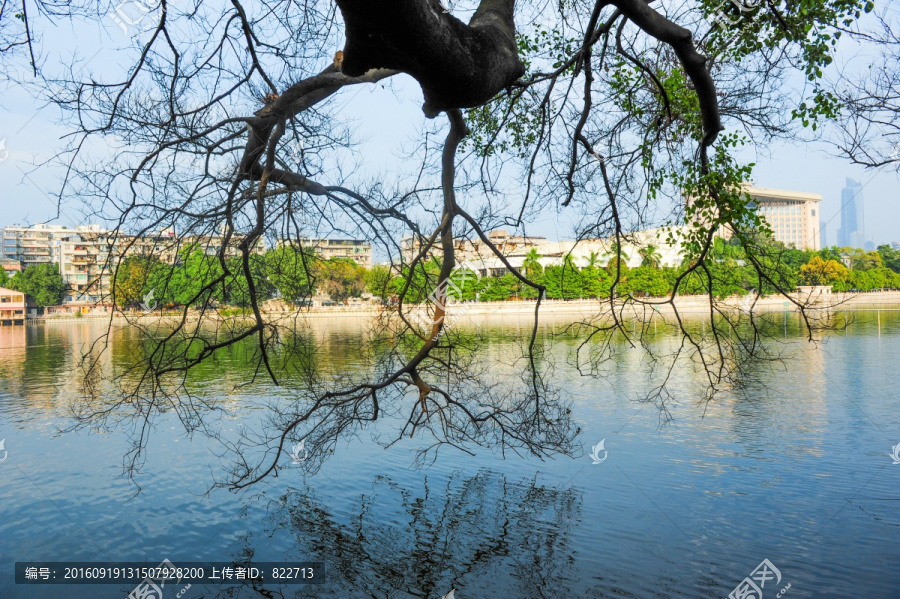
<box><xmin>2</xmin><ymin>263</ymin><xmax>66</xmax><ymax>306</ymax></box>
<box><xmin>6</xmin><ymin>241</ymin><xmax>900</xmax><ymax>310</ymax></box>
<box><xmin>105</xmin><ymin>240</ymin><xmax>900</xmax><ymax>309</ymax></box>
<box><xmin>409</xmin><ymin>241</ymin><xmax>900</xmax><ymax>303</ymax></box>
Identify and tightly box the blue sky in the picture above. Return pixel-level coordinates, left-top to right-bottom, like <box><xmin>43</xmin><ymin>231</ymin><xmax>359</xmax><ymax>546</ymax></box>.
<box><xmin>0</xmin><ymin>5</ymin><xmax>897</xmax><ymax>247</ymax></box>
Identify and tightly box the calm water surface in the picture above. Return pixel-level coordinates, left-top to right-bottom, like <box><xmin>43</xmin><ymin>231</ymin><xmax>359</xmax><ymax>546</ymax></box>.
<box><xmin>0</xmin><ymin>312</ymin><xmax>899</xmax><ymax>598</ymax></box>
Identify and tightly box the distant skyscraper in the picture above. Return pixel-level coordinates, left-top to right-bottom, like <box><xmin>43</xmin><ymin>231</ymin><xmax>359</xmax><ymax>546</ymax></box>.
<box><xmin>837</xmin><ymin>178</ymin><xmax>865</xmax><ymax>248</ymax></box>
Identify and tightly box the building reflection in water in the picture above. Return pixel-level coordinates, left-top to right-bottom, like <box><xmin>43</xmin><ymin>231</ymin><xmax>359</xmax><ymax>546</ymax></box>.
<box><xmin>0</xmin><ymin>322</ymin><xmax>119</xmax><ymax>418</ymax></box>
<box><xmin>0</xmin><ymin>326</ymin><xmax>27</xmax><ymax>407</ymax></box>
<box><xmin>0</xmin><ymin>325</ymin><xmax>30</xmax><ymax>412</ymax></box>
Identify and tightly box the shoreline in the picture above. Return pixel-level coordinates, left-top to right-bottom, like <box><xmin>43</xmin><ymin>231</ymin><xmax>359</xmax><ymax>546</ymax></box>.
<box><xmin>22</xmin><ymin>290</ymin><xmax>900</xmax><ymax>324</ymax></box>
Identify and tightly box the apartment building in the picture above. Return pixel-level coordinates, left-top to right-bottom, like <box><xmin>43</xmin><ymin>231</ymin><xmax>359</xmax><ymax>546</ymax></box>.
<box><xmin>2</xmin><ymin>224</ymin><xmax>109</xmax><ymax>303</ymax></box>
<box><xmin>58</xmin><ymin>232</ymin><xmax>109</xmax><ymax>303</ymax></box>
<box><xmin>296</xmin><ymin>238</ymin><xmax>373</xmax><ymax>268</ymax></box>
<box><xmin>3</xmin><ymin>224</ymin><xmax>266</xmax><ymax>305</ymax></box>
<box><xmin>111</xmin><ymin>228</ymin><xmax>265</xmax><ymax>262</ymax></box>
<box><xmin>74</xmin><ymin>229</ymin><xmax>266</xmax><ymax>304</ymax></box>
<box><xmin>2</xmin><ymin>223</ymin><xmax>105</xmax><ymax>266</ymax></box>
<box><xmin>401</xmin><ymin>229</ymin><xmax>547</xmax><ymax>265</ymax></box>
<box><xmin>401</xmin><ymin>227</ymin><xmax>687</xmax><ymax>277</ymax></box>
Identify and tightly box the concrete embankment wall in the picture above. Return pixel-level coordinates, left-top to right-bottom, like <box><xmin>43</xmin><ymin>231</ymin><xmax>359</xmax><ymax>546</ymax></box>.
<box><xmin>27</xmin><ymin>291</ymin><xmax>900</xmax><ymax>324</ymax></box>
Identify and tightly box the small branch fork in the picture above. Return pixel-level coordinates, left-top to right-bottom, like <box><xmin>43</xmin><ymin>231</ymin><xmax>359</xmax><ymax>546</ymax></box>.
<box><xmin>229</xmin><ymin>108</ymin><xmax>564</xmax><ymax>489</ymax></box>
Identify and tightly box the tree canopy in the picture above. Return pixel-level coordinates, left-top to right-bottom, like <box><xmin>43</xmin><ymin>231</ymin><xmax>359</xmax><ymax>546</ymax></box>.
<box><xmin>6</xmin><ymin>0</ymin><xmax>892</xmax><ymax>488</ymax></box>
<box><xmin>8</xmin><ymin>263</ymin><xmax>65</xmax><ymax>307</ymax></box>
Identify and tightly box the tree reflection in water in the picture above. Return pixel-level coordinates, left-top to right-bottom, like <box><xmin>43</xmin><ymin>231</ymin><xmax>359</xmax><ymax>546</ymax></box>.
<box><xmin>219</xmin><ymin>469</ymin><xmax>581</xmax><ymax>599</ymax></box>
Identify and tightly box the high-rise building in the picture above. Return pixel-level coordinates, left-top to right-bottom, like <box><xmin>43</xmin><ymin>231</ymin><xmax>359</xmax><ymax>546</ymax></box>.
<box><xmin>57</xmin><ymin>230</ymin><xmax>111</xmax><ymax>303</ymax></box>
<box><xmin>744</xmin><ymin>185</ymin><xmax>823</xmax><ymax>250</ymax></box>
<box><xmin>837</xmin><ymin>178</ymin><xmax>865</xmax><ymax>248</ymax></box>
<box><xmin>2</xmin><ymin>224</ymin><xmax>112</xmax><ymax>302</ymax></box>
<box><xmin>684</xmin><ymin>184</ymin><xmax>823</xmax><ymax>250</ymax></box>
<box><xmin>2</xmin><ymin>223</ymin><xmax>107</xmax><ymax>266</ymax></box>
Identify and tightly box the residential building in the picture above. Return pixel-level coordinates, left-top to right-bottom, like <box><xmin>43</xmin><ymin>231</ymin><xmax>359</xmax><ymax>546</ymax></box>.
<box><xmin>402</xmin><ymin>227</ymin><xmax>689</xmax><ymax>278</ymax></box>
<box><xmin>837</xmin><ymin>178</ymin><xmax>865</xmax><ymax>248</ymax></box>
<box><xmin>0</xmin><ymin>286</ymin><xmax>27</xmax><ymax>325</ymax></box>
<box><xmin>61</xmin><ymin>229</ymin><xmax>266</xmax><ymax>304</ymax></box>
<box><xmin>892</xmin><ymin>241</ymin><xmax>900</xmax><ymax>251</ymax></box>
<box><xmin>2</xmin><ymin>223</ymin><xmax>106</xmax><ymax>266</ymax></box>
<box><xmin>2</xmin><ymin>224</ymin><xmax>111</xmax><ymax>303</ymax></box>
<box><xmin>296</xmin><ymin>238</ymin><xmax>373</xmax><ymax>268</ymax></box>
<box><xmin>57</xmin><ymin>229</ymin><xmax>113</xmax><ymax>304</ymax></box>
<box><xmin>0</xmin><ymin>258</ymin><xmax>22</xmax><ymax>277</ymax></box>
<box><xmin>3</xmin><ymin>223</ymin><xmax>266</xmax><ymax>305</ymax></box>
<box><xmin>401</xmin><ymin>229</ymin><xmax>548</xmax><ymax>266</ymax></box>
<box><xmin>745</xmin><ymin>184</ymin><xmax>823</xmax><ymax>250</ymax></box>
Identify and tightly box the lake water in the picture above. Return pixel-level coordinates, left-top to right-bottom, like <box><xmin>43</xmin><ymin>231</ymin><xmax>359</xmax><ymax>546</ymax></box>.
<box><xmin>1</xmin><ymin>311</ymin><xmax>899</xmax><ymax>598</ymax></box>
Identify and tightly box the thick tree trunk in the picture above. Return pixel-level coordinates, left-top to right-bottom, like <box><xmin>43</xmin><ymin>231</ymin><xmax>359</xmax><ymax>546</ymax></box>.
<box><xmin>336</xmin><ymin>0</ymin><xmax>524</xmax><ymax>117</ymax></box>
